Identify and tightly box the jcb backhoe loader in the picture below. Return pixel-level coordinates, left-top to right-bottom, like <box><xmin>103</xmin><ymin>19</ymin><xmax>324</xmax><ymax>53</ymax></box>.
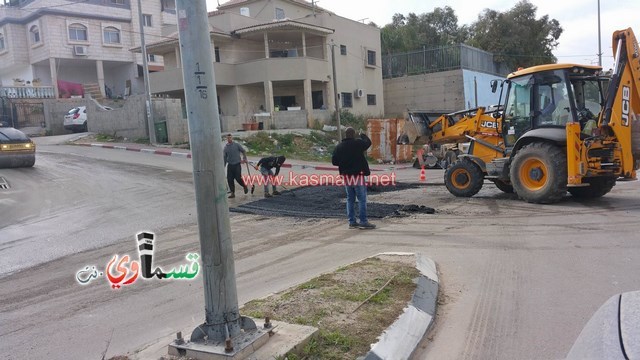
<box><xmin>402</xmin><ymin>27</ymin><xmax>640</xmax><ymax>204</ymax></box>
<box><xmin>400</xmin><ymin>106</ymin><xmax>510</xmax><ymax>194</ymax></box>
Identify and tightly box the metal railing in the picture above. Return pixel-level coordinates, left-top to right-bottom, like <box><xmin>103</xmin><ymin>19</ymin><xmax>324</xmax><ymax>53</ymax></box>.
<box><xmin>0</xmin><ymin>86</ymin><xmax>56</xmax><ymax>99</ymax></box>
<box><xmin>382</xmin><ymin>44</ymin><xmax>511</xmax><ymax>79</ymax></box>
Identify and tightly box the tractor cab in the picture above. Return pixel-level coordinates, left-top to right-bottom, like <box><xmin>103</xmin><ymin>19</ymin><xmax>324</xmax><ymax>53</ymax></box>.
<box><xmin>494</xmin><ymin>64</ymin><xmax>608</xmax><ymax>149</ymax></box>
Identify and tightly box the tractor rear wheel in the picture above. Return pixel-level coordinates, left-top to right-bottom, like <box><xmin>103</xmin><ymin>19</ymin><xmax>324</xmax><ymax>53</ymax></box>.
<box><xmin>568</xmin><ymin>177</ymin><xmax>616</xmax><ymax>199</ymax></box>
<box><xmin>510</xmin><ymin>142</ymin><xmax>567</xmax><ymax>204</ymax></box>
<box><xmin>445</xmin><ymin>159</ymin><xmax>484</xmax><ymax>197</ymax></box>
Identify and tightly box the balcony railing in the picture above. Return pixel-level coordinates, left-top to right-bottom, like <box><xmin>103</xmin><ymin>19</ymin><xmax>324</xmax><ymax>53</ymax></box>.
<box><xmin>0</xmin><ymin>86</ymin><xmax>56</xmax><ymax>99</ymax></box>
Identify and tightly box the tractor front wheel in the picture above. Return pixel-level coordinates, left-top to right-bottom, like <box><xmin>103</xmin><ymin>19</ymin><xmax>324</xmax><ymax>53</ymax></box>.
<box><xmin>444</xmin><ymin>159</ymin><xmax>484</xmax><ymax>197</ymax></box>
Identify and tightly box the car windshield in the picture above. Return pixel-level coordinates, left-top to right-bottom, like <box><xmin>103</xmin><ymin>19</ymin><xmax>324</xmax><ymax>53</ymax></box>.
<box><xmin>67</xmin><ymin>108</ymin><xmax>80</xmax><ymax>115</ymax></box>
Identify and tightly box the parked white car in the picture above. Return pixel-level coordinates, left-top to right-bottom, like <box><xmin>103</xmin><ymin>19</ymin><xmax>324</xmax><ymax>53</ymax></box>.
<box><xmin>63</xmin><ymin>106</ymin><xmax>88</xmax><ymax>133</ymax></box>
<box><xmin>63</xmin><ymin>105</ymin><xmax>113</xmax><ymax>133</ymax></box>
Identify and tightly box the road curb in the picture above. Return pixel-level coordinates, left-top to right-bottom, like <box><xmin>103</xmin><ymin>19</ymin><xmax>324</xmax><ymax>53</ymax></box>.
<box><xmin>363</xmin><ymin>252</ymin><xmax>439</xmax><ymax>360</ymax></box>
<box><xmin>77</xmin><ymin>143</ymin><xmax>193</xmax><ymax>158</ymax></box>
<box><xmin>72</xmin><ymin>142</ymin><xmax>414</xmax><ymax>172</ymax></box>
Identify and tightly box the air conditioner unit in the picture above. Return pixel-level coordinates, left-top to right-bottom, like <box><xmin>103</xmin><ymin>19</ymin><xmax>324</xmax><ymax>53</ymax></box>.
<box><xmin>73</xmin><ymin>45</ymin><xmax>88</xmax><ymax>56</ymax></box>
<box><xmin>354</xmin><ymin>89</ymin><xmax>364</xmax><ymax>98</ymax></box>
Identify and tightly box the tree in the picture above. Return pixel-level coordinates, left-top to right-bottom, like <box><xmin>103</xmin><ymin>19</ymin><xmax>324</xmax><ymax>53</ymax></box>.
<box><xmin>468</xmin><ymin>1</ymin><xmax>563</xmax><ymax>69</ymax></box>
<box><xmin>380</xmin><ymin>7</ymin><xmax>467</xmax><ymax>54</ymax></box>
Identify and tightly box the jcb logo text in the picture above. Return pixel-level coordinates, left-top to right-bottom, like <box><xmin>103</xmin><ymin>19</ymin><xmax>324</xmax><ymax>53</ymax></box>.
<box><xmin>622</xmin><ymin>86</ymin><xmax>630</xmax><ymax>127</ymax></box>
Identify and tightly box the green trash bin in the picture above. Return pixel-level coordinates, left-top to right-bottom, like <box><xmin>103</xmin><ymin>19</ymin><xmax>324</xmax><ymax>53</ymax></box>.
<box><xmin>155</xmin><ymin>121</ymin><xmax>168</xmax><ymax>144</ymax></box>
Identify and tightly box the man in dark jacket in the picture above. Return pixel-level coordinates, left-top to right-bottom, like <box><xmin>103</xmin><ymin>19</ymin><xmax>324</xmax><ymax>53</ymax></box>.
<box><xmin>223</xmin><ymin>133</ymin><xmax>248</xmax><ymax>198</ymax></box>
<box><xmin>331</xmin><ymin>127</ymin><xmax>375</xmax><ymax>229</ymax></box>
<box><xmin>255</xmin><ymin>155</ymin><xmax>286</xmax><ymax>198</ymax></box>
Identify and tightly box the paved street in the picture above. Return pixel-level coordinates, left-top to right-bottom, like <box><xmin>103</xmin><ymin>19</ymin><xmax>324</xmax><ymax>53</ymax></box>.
<box><xmin>1</xmin><ymin>136</ymin><xmax>639</xmax><ymax>360</ymax></box>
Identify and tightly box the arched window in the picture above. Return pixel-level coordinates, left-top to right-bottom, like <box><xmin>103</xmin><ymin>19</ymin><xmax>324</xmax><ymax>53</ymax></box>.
<box><xmin>0</xmin><ymin>33</ymin><xmax>5</xmax><ymax>51</ymax></box>
<box><xmin>68</xmin><ymin>24</ymin><xmax>87</xmax><ymax>41</ymax></box>
<box><xmin>30</xmin><ymin>25</ymin><xmax>40</xmax><ymax>44</ymax></box>
<box><xmin>103</xmin><ymin>26</ymin><xmax>120</xmax><ymax>44</ymax></box>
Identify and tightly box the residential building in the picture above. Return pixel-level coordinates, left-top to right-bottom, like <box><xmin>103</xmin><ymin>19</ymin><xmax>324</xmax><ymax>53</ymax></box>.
<box><xmin>0</xmin><ymin>0</ymin><xmax>177</xmax><ymax>99</ymax></box>
<box><xmin>144</xmin><ymin>0</ymin><xmax>384</xmax><ymax>131</ymax></box>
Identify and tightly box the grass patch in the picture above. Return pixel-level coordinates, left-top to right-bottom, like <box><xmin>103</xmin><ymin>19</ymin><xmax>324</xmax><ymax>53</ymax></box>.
<box><xmin>241</xmin><ymin>256</ymin><xmax>420</xmax><ymax>359</ymax></box>
<box><xmin>95</xmin><ymin>133</ymin><xmax>120</xmax><ymax>142</ymax></box>
<box><xmin>238</xmin><ymin>131</ymin><xmax>337</xmax><ymax>162</ymax></box>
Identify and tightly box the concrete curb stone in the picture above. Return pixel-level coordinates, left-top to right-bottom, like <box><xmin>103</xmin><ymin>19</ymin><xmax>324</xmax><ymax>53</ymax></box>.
<box><xmin>363</xmin><ymin>253</ymin><xmax>439</xmax><ymax>360</ymax></box>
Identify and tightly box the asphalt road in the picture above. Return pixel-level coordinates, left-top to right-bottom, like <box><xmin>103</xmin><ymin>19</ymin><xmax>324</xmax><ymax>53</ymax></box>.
<box><xmin>1</xmin><ymin>136</ymin><xmax>639</xmax><ymax>360</ymax></box>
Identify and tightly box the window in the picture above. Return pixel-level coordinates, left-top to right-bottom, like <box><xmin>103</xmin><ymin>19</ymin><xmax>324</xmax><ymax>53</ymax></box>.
<box><xmin>367</xmin><ymin>50</ymin><xmax>376</xmax><ymax>66</ymax></box>
<box><xmin>143</xmin><ymin>14</ymin><xmax>152</xmax><ymax>27</ymax></box>
<box><xmin>275</xmin><ymin>8</ymin><xmax>285</xmax><ymax>20</ymax></box>
<box><xmin>161</xmin><ymin>0</ymin><xmax>176</xmax><ymax>11</ymax></box>
<box><xmin>103</xmin><ymin>27</ymin><xmax>120</xmax><ymax>44</ymax></box>
<box><xmin>214</xmin><ymin>46</ymin><xmax>220</xmax><ymax>62</ymax></box>
<box><xmin>0</xmin><ymin>34</ymin><xmax>4</xmax><ymax>51</ymax></box>
<box><xmin>30</xmin><ymin>25</ymin><xmax>40</xmax><ymax>44</ymax></box>
<box><xmin>341</xmin><ymin>92</ymin><xmax>352</xmax><ymax>108</ymax></box>
<box><xmin>110</xmin><ymin>0</ymin><xmax>124</xmax><ymax>4</ymax></box>
<box><xmin>340</xmin><ymin>45</ymin><xmax>346</xmax><ymax>55</ymax></box>
<box><xmin>68</xmin><ymin>24</ymin><xmax>87</xmax><ymax>41</ymax></box>
<box><xmin>367</xmin><ymin>94</ymin><xmax>376</xmax><ymax>106</ymax></box>
<box><xmin>148</xmin><ymin>54</ymin><xmax>156</xmax><ymax>62</ymax></box>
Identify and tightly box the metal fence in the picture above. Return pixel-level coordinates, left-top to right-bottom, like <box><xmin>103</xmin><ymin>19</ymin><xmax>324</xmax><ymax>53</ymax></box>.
<box><xmin>382</xmin><ymin>44</ymin><xmax>511</xmax><ymax>79</ymax></box>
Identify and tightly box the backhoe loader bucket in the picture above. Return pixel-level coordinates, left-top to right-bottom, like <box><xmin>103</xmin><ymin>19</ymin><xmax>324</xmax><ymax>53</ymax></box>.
<box><xmin>397</xmin><ymin>111</ymin><xmax>433</xmax><ymax>145</ymax></box>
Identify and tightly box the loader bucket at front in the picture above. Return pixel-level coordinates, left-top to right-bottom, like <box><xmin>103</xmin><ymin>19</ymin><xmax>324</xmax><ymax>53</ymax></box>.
<box><xmin>397</xmin><ymin>112</ymin><xmax>433</xmax><ymax>145</ymax></box>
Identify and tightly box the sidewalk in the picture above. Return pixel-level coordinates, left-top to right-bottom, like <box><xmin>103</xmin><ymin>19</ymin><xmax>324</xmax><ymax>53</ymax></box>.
<box><xmin>69</xmin><ymin>136</ymin><xmax>415</xmax><ymax>172</ymax></box>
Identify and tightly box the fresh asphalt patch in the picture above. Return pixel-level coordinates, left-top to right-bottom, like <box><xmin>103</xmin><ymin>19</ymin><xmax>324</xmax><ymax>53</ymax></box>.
<box><xmin>231</xmin><ymin>182</ymin><xmax>435</xmax><ymax>218</ymax></box>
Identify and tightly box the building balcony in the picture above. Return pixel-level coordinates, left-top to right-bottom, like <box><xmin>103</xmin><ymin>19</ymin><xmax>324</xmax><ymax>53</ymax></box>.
<box><xmin>0</xmin><ymin>85</ymin><xmax>56</xmax><ymax>99</ymax></box>
<box><xmin>149</xmin><ymin>57</ymin><xmax>330</xmax><ymax>94</ymax></box>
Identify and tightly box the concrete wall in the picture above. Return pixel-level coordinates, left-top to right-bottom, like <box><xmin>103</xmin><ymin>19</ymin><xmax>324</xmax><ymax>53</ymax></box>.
<box><xmin>152</xmin><ymin>97</ymin><xmax>188</xmax><ymax>144</ymax></box>
<box><xmin>88</xmin><ymin>95</ymin><xmax>147</xmax><ymax>139</ymax></box>
<box><xmin>383</xmin><ymin>69</ymin><xmax>465</xmax><ymax>117</ymax></box>
<box><xmin>273</xmin><ymin>110</ymin><xmax>307</xmax><ymax>129</ymax></box>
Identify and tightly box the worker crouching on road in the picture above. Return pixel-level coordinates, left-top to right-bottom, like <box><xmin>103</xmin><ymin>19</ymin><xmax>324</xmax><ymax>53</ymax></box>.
<box><xmin>223</xmin><ymin>133</ymin><xmax>249</xmax><ymax>198</ymax></box>
<box><xmin>331</xmin><ymin>127</ymin><xmax>376</xmax><ymax>230</ymax></box>
<box><xmin>255</xmin><ymin>155</ymin><xmax>286</xmax><ymax>198</ymax></box>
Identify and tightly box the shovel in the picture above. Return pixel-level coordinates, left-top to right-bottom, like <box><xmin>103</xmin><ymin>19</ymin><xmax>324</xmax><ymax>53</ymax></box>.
<box><xmin>245</xmin><ymin>161</ymin><xmax>255</xmax><ymax>194</ymax></box>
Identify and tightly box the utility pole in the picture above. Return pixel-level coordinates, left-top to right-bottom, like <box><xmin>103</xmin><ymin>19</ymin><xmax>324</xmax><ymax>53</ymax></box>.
<box><xmin>597</xmin><ymin>0</ymin><xmax>602</xmax><ymax>67</ymax></box>
<box><xmin>330</xmin><ymin>40</ymin><xmax>341</xmax><ymax>140</ymax></box>
<box><xmin>137</xmin><ymin>0</ymin><xmax>156</xmax><ymax>144</ymax></box>
<box><xmin>170</xmin><ymin>0</ymin><xmax>265</xmax><ymax>356</ymax></box>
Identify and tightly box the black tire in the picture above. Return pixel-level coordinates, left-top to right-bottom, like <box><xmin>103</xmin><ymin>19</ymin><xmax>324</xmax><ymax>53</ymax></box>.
<box><xmin>510</xmin><ymin>142</ymin><xmax>567</xmax><ymax>204</ymax></box>
<box><xmin>493</xmin><ymin>180</ymin><xmax>513</xmax><ymax>193</ymax></box>
<box><xmin>568</xmin><ymin>177</ymin><xmax>615</xmax><ymax>199</ymax></box>
<box><xmin>82</xmin><ymin>122</ymin><xmax>88</xmax><ymax>132</ymax></box>
<box><xmin>444</xmin><ymin>159</ymin><xmax>484</xmax><ymax>197</ymax></box>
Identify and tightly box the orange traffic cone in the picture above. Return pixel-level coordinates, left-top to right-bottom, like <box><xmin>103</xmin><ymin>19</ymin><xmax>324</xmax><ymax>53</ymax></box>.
<box><xmin>419</xmin><ymin>165</ymin><xmax>426</xmax><ymax>182</ymax></box>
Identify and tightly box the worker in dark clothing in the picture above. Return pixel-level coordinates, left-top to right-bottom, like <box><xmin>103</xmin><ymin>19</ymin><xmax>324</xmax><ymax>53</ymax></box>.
<box><xmin>223</xmin><ymin>133</ymin><xmax>248</xmax><ymax>198</ymax></box>
<box><xmin>255</xmin><ymin>155</ymin><xmax>286</xmax><ymax>198</ymax></box>
<box><xmin>331</xmin><ymin>127</ymin><xmax>375</xmax><ymax>229</ymax></box>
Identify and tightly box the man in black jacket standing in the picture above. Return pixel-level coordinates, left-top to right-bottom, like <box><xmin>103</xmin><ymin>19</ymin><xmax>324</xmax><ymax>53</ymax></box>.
<box><xmin>223</xmin><ymin>133</ymin><xmax>248</xmax><ymax>198</ymax></box>
<box><xmin>331</xmin><ymin>127</ymin><xmax>375</xmax><ymax>229</ymax></box>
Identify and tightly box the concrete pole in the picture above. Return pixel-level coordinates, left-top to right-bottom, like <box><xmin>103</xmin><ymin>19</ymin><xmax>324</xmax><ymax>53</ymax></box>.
<box><xmin>137</xmin><ymin>0</ymin><xmax>157</xmax><ymax>144</ymax></box>
<box><xmin>49</xmin><ymin>58</ymin><xmax>59</xmax><ymax>98</ymax></box>
<box><xmin>176</xmin><ymin>0</ymin><xmax>241</xmax><ymax>342</ymax></box>
<box><xmin>597</xmin><ymin>0</ymin><xmax>602</xmax><ymax>67</ymax></box>
<box><xmin>96</xmin><ymin>60</ymin><xmax>106</xmax><ymax>98</ymax></box>
<box><xmin>330</xmin><ymin>41</ymin><xmax>341</xmax><ymax>140</ymax></box>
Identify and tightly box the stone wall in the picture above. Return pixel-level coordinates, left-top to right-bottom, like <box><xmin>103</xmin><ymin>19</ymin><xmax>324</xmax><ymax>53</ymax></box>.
<box><xmin>383</xmin><ymin>69</ymin><xmax>465</xmax><ymax>117</ymax></box>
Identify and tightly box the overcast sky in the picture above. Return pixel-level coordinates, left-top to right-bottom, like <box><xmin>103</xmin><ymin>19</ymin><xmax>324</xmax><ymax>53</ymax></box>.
<box><xmin>206</xmin><ymin>0</ymin><xmax>640</xmax><ymax>71</ymax></box>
